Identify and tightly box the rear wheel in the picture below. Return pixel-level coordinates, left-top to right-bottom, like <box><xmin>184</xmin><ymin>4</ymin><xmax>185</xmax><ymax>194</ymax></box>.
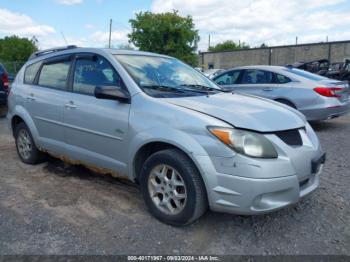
<box><xmin>139</xmin><ymin>149</ymin><xmax>207</xmax><ymax>226</ymax></box>
<box><xmin>15</xmin><ymin>122</ymin><xmax>46</xmax><ymax>164</ymax></box>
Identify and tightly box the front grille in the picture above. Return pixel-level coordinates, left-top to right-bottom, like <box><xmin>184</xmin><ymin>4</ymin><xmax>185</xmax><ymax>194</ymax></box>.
<box><xmin>275</xmin><ymin>129</ymin><xmax>302</xmax><ymax>146</ymax></box>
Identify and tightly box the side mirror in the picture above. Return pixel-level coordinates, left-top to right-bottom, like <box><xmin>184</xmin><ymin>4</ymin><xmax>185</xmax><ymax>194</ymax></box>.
<box><xmin>94</xmin><ymin>86</ymin><xmax>131</xmax><ymax>104</ymax></box>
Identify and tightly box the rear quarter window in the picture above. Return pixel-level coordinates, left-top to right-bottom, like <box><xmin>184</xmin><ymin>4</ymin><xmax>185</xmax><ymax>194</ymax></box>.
<box><xmin>24</xmin><ymin>62</ymin><xmax>41</xmax><ymax>84</ymax></box>
<box><xmin>275</xmin><ymin>73</ymin><xmax>291</xmax><ymax>84</ymax></box>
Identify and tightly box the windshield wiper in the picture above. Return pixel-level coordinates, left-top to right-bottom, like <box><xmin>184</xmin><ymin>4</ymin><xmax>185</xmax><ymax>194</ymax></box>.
<box><xmin>180</xmin><ymin>84</ymin><xmax>226</xmax><ymax>93</ymax></box>
<box><xmin>141</xmin><ymin>85</ymin><xmax>186</xmax><ymax>93</ymax></box>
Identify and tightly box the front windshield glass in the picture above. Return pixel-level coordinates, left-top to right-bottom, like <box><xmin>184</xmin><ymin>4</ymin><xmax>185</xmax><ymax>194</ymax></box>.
<box><xmin>284</xmin><ymin>68</ymin><xmax>328</xmax><ymax>81</ymax></box>
<box><xmin>115</xmin><ymin>54</ymin><xmax>222</xmax><ymax>98</ymax></box>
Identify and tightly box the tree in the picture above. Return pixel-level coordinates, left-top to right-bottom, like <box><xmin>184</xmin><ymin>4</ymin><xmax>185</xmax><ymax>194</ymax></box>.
<box><xmin>0</xmin><ymin>35</ymin><xmax>38</xmax><ymax>62</ymax></box>
<box><xmin>128</xmin><ymin>11</ymin><xmax>199</xmax><ymax>66</ymax></box>
<box><xmin>260</xmin><ymin>43</ymin><xmax>268</xmax><ymax>48</ymax></box>
<box><xmin>117</xmin><ymin>43</ymin><xmax>134</xmax><ymax>50</ymax></box>
<box><xmin>208</xmin><ymin>40</ymin><xmax>250</xmax><ymax>52</ymax></box>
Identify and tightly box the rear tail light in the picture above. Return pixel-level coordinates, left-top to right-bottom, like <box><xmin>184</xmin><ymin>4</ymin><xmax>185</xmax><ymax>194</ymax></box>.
<box><xmin>1</xmin><ymin>73</ymin><xmax>9</xmax><ymax>91</ymax></box>
<box><xmin>313</xmin><ymin>87</ymin><xmax>343</xmax><ymax>98</ymax></box>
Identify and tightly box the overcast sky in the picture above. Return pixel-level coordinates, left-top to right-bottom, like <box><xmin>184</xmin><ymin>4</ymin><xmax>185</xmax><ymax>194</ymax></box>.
<box><xmin>1</xmin><ymin>0</ymin><xmax>350</xmax><ymax>51</ymax></box>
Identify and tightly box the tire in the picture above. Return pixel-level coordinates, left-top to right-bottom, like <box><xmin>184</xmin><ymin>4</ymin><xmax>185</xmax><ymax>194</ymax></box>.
<box><xmin>275</xmin><ymin>99</ymin><xmax>297</xmax><ymax>109</ymax></box>
<box><xmin>15</xmin><ymin>122</ymin><xmax>46</xmax><ymax>164</ymax></box>
<box><xmin>139</xmin><ymin>149</ymin><xmax>207</xmax><ymax>226</ymax></box>
<box><xmin>0</xmin><ymin>105</ymin><xmax>7</xmax><ymax>118</ymax></box>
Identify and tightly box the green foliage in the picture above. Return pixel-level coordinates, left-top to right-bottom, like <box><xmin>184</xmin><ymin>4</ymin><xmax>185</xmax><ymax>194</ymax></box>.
<box><xmin>0</xmin><ymin>35</ymin><xmax>38</xmax><ymax>62</ymax></box>
<box><xmin>128</xmin><ymin>11</ymin><xmax>199</xmax><ymax>66</ymax></box>
<box><xmin>208</xmin><ymin>40</ymin><xmax>250</xmax><ymax>52</ymax></box>
<box><xmin>116</xmin><ymin>44</ymin><xmax>134</xmax><ymax>50</ymax></box>
<box><xmin>260</xmin><ymin>43</ymin><xmax>268</xmax><ymax>48</ymax></box>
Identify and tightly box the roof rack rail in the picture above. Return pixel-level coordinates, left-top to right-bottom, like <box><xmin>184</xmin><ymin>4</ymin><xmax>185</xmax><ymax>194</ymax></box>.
<box><xmin>29</xmin><ymin>45</ymin><xmax>78</xmax><ymax>60</ymax></box>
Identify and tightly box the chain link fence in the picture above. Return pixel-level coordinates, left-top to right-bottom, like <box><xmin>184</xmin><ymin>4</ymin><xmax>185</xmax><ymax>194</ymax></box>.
<box><xmin>0</xmin><ymin>61</ymin><xmax>26</xmax><ymax>77</ymax></box>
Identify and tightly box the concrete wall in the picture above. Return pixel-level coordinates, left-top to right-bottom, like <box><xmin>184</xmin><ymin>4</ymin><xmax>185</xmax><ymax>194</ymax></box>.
<box><xmin>200</xmin><ymin>40</ymin><xmax>350</xmax><ymax>70</ymax></box>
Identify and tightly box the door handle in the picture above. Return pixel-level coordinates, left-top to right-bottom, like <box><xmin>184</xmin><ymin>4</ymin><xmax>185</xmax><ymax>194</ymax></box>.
<box><xmin>64</xmin><ymin>101</ymin><xmax>77</xmax><ymax>109</ymax></box>
<box><xmin>263</xmin><ymin>87</ymin><xmax>273</xmax><ymax>91</ymax></box>
<box><xmin>26</xmin><ymin>93</ymin><xmax>36</xmax><ymax>101</ymax></box>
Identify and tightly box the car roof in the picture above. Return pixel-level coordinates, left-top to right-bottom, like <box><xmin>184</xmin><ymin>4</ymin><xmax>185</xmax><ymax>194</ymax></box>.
<box><xmin>28</xmin><ymin>46</ymin><xmax>172</xmax><ymax>64</ymax></box>
<box><xmin>227</xmin><ymin>65</ymin><xmax>287</xmax><ymax>71</ymax></box>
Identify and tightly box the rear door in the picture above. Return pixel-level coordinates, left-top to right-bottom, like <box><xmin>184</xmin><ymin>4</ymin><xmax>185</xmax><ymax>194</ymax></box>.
<box><xmin>63</xmin><ymin>53</ymin><xmax>130</xmax><ymax>174</ymax></box>
<box><xmin>25</xmin><ymin>55</ymin><xmax>72</xmax><ymax>154</ymax></box>
<box><xmin>233</xmin><ymin>69</ymin><xmax>277</xmax><ymax>97</ymax></box>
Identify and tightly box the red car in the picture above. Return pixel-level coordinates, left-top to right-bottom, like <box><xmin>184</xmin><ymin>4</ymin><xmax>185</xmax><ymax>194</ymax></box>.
<box><xmin>0</xmin><ymin>63</ymin><xmax>10</xmax><ymax>106</ymax></box>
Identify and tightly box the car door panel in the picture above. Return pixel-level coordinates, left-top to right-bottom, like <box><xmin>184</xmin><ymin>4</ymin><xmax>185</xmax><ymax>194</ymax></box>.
<box><xmin>63</xmin><ymin>93</ymin><xmax>130</xmax><ymax>174</ymax></box>
<box><xmin>25</xmin><ymin>57</ymin><xmax>71</xmax><ymax>155</ymax></box>
<box><xmin>63</xmin><ymin>54</ymin><xmax>130</xmax><ymax>176</ymax></box>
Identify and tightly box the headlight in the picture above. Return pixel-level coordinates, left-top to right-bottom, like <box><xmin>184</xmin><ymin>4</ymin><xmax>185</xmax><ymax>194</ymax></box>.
<box><xmin>208</xmin><ymin>127</ymin><xmax>278</xmax><ymax>158</ymax></box>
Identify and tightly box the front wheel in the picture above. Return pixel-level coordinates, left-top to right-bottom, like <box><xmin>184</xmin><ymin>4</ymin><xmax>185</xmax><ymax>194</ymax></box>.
<box><xmin>139</xmin><ymin>149</ymin><xmax>207</xmax><ymax>226</ymax></box>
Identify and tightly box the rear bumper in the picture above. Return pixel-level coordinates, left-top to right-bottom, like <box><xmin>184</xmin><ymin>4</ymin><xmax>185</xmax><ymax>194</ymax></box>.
<box><xmin>301</xmin><ymin>101</ymin><xmax>350</xmax><ymax>121</ymax></box>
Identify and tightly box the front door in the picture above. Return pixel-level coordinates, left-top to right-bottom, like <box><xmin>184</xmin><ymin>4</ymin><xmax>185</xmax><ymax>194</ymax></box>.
<box><xmin>63</xmin><ymin>54</ymin><xmax>130</xmax><ymax>175</ymax></box>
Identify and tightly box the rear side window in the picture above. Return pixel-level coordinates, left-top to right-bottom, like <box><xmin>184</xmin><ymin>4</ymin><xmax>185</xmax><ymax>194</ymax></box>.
<box><xmin>214</xmin><ymin>70</ymin><xmax>240</xmax><ymax>85</ymax></box>
<box><xmin>38</xmin><ymin>60</ymin><xmax>71</xmax><ymax>90</ymax></box>
<box><xmin>24</xmin><ymin>62</ymin><xmax>41</xmax><ymax>84</ymax></box>
<box><xmin>241</xmin><ymin>69</ymin><xmax>273</xmax><ymax>84</ymax></box>
<box><xmin>275</xmin><ymin>73</ymin><xmax>291</xmax><ymax>84</ymax></box>
<box><xmin>73</xmin><ymin>56</ymin><xmax>123</xmax><ymax>96</ymax></box>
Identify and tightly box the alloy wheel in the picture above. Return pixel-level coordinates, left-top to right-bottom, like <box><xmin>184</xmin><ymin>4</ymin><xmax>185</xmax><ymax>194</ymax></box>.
<box><xmin>148</xmin><ymin>164</ymin><xmax>187</xmax><ymax>215</ymax></box>
<box><xmin>17</xmin><ymin>129</ymin><xmax>32</xmax><ymax>160</ymax></box>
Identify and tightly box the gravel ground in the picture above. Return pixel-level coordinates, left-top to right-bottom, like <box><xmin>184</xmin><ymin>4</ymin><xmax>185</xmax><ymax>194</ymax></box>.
<box><xmin>0</xmin><ymin>115</ymin><xmax>349</xmax><ymax>255</ymax></box>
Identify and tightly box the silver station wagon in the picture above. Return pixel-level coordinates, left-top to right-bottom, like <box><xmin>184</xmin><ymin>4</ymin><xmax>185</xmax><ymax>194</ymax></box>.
<box><xmin>7</xmin><ymin>46</ymin><xmax>325</xmax><ymax>225</ymax></box>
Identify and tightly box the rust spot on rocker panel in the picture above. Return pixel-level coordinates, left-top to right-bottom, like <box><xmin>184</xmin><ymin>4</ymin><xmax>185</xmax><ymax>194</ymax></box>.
<box><xmin>41</xmin><ymin>149</ymin><xmax>131</xmax><ymax>182</ymax></box>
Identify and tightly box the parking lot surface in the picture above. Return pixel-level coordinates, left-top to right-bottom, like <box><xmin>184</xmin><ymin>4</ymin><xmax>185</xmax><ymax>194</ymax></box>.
<box><xmin>0</xmin><ymin>116</ymin><xmax>349</xmax><ymax>255</ymax></box>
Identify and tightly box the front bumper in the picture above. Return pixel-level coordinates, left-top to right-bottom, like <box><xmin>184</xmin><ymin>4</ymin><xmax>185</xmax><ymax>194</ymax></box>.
<box><xmin>201</xmin><ymin>162</ymin><xmax>322</xmax><ymax>215</ymax></box>
<box><xmin>193</xmin><ymin>124</ymin><xmax>325</xmax><ymax>215</ymax></box>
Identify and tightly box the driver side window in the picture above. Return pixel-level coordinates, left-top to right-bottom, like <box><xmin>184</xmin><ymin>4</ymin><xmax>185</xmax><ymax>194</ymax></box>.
<box><xmin>73</xmin><ymin>55</ymin><xmax>123</xmax><ymax>96</ymax></box>
<box><xmin>214</xmin><ymin>70</ymin><xmax>240</xmax><ymax>85</ymax></box>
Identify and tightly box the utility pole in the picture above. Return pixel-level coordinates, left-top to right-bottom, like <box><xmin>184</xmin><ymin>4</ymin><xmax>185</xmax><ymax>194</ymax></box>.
<box><xmin>108</xmin><ymin>19</ymin><xmax>112</xmax><ymax>48</ymax></box>
<box><xmin>208</xmin><ymin>34</ymin><xmax>211</xmax><ymax>50</ymax></box>
<box><xmin>295</xmin><ymin>36</ymin><xmax>298</xmax><ymax>45</ymax></box>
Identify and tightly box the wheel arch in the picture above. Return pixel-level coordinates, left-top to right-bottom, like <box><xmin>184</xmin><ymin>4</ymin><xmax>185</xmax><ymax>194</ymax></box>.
<box><xmin>10</xmin><ymin>105</ymin><xmax>40</xmax><ymax>145</ymax></box>
<box><xmin>129</xmin><ymin>128</ymin><xmax>209</xmax><ymax>183</ymax></box>
<box><xmin>274</xmin><ymin>97</ymin><xmax>297</xmax><ymax>109</ymax></box>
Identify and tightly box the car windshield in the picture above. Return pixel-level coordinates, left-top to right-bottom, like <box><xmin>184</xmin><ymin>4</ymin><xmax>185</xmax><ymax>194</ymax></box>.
<box><xmin>115</xmin><ymin>54</ymin><xmax>223</xmax><ymax>98</ymax></box>
<box><xmin>284</xmin><ymin>68</ymin><xmax>328</xmax><ymax>81</ymax></box>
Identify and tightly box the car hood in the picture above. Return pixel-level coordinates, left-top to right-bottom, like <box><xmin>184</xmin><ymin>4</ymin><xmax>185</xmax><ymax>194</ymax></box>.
<box><xmin>164</xmin><ymin>93</ymin><xmax>305</xmax><ymax>132</ymax></box>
